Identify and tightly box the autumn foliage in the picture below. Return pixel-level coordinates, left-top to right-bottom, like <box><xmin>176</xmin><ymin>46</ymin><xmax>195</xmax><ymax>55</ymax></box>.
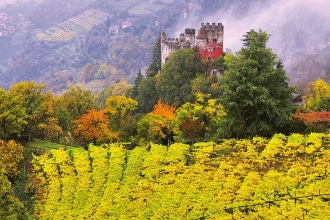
<box><xmin>0</xmin><ymin>140</ymin><xmax>24</xmax><ymax>179</ymax></box>
<box><xmin>74</xmin><ymin>109</ymin><xmax>118</xmax><ymax>146</ymax></box>
<box><xmin>179</xmin><ymin>117</ymin><xmax>203</xmax><ymax>141</ymax></box>
<box><xmin>152</xmin><ymin>99</ymin><xmax>176</xmax><ymax>120</ymax></box>
<box><xmin>293</xmin><ymin>109</ymin><xmax>330</xmax><ymax>124</ymax></box>
<box><xmin>32</xmin><ymin>133</ymin><xmax>330</xmax><ymax>219</ymax></box>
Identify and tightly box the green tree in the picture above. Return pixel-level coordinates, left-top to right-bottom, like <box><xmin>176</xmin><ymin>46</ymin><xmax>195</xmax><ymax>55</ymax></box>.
<box><xmin>8</xmin><ymin>81</ymin><xmax>47</xmax><ymax>140</ymax></box>
<box><xmin>134</xmin><ymin>77</ymin><xmax>159</xmax><ymax>113</ymax></box>
<box><xmin>56</xmin><ymin>86</ymin><xmax>97</xmax><ymax>131</ymax></box>
<box><xmin>105</xmin><ymin>96</ymin><xmax>138</xmax><ymax>141</ymax></box>
<box><xmin>137</xmin><ymin>113</ymin><xmax>172</xmax><ymax>145</ymax></box>
<box><xmin>213</xmin><ymin>56</ymin><xmax>227</xmax><ymax>76</ymax></box>
<box><xmin>37</xmin><ymin>92</ymin><xmax>62</xmax><ymax>142</ymax></box>
<box><xmin>0</xmin><ymin>88</ymin><xmax>28</xmax><ymax>139</ymax></box>
<box><xmin>156</xmin><ymin>48</ymin><xmax>204</xmax><ymax>107</ymax></box>
<box><xmin>191</xmin><ymin>75</ymin><xmax>222</xmax><ymax>98</ymax></box>
<box><xmin>173</xmin><ymin>93</ymin><xmax>225</xmax><ymax>142</ymax></box>
<box><xmin>97</xmin><ymin>79</ymin><xmax>132</xmax><ymax>109</ymax></box>
<box><xmin>146</xmin><ymin>36</ymin><xmax>161</xmax><ymax>77</ymax></box>
<box><xmin>126</xmin><ymin>70</ymin><xmax>144</xmax><ymax>100</ymax></box>
<box><xmin>110</xmin><ymin>79</ymin><xmax>132</xmax><ymax>97</ymax></box>
<box><xmin>0</xmin><ymin>165</ymin><xmax>28</xmax><ymax>219</ymax></box>
<box><xmin>220</xmin><ymin>29</ymin><xmax>295</xmax><ymax>138</ymax></box>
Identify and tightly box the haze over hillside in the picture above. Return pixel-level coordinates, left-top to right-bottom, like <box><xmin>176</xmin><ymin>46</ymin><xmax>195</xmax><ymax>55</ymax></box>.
<box><xmin>176</xmin><ymin>0</ymin><xmax>330</xmax><ymax>89</ymax></box>
<box><xmin>0</xmin><ymin>0</ymin><xmax>41</xmax><ymax>8</ymax></box>
<box><xmin>0</xmin><ymin>0</ymin><xmax>329</xmax><ymax>93</ymax></box>
<box><xmin>0</xmin><ymin>0</ymin><xmax>20</xmax><ymax>7</ymax></box>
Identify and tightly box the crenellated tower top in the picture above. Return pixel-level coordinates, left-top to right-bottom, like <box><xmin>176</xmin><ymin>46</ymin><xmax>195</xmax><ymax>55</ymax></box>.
<box><xmin>161</xmin><ymin>22</ymin><xmax>224</xmax><ymax>65</ymax></box>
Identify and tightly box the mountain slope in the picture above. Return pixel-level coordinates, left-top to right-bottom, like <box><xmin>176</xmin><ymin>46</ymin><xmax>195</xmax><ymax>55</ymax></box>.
<box><xmin>1</xmin><ymin>0</ymin><xmax>329</xmax><ymax>93</ymax></box>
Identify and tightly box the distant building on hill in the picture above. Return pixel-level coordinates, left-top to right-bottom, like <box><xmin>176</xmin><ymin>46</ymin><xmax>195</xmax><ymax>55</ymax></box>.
<box><xmin>161</xmin><ymin>22</ymin><xmax>224</xmax><ymax>65</ymax></box>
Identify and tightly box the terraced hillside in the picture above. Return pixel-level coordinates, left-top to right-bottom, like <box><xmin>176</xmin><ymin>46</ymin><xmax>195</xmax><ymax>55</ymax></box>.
<box><xmin>36</xmin><ymin>9</ymin><xmax>109</xmax><ymax>42</ymax></box>
<box><xmin>0</xmin><ymin>0</ymin><xmax>186</xmax><ymax>93</ymax></box>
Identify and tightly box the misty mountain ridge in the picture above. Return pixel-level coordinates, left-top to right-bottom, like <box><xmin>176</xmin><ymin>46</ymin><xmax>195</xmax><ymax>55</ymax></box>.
<box><xmin>0</xmin><ymin>0</ymin><xmax>329</xmax><ymax>93</ymax></box>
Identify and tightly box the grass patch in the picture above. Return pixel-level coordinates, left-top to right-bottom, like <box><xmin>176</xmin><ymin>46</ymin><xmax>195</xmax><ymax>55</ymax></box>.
<box><xmin>25</xmin><ymin>139</ymin><xmax>68</xmax><ymax>156</ymax></box>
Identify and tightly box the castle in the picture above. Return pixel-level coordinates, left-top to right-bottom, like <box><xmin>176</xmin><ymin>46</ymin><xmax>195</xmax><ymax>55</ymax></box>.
<box><xmin>161</xmin><ymin>22</ymin><xmax>224</xmax><ymax>65</ymax></box>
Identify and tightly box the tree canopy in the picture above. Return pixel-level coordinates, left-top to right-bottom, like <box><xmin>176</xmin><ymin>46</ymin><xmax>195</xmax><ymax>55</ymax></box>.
<box><xmin>303</xmin><ymin>79</ymin><xmax>330</xmax><ymax>111</ymax></box>
<box><xmin>220</xmin><ymin>29</ymin><xmax>295</xmax><ymax>138</ymax></box>
<box><xmin>156</xmin><ymin>48</ymin><xmax>204</xmax><ymax>107</ymax></box>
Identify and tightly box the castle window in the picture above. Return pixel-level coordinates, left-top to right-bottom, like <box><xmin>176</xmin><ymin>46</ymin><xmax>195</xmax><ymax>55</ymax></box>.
<box><xmin>213</xmin><ymin>38</ymin><xmax>217</xmax><ymax>43</ymax></box>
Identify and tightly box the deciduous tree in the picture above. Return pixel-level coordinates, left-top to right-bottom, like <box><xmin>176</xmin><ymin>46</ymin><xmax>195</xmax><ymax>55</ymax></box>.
<box><xmin>0</xmin><ymin>140</ymin><xmax>24</xmax><ymax>179</ymax></box>
<box><xmin>303</xmin><ymin>79</ymin><xmax>330</xmax><ymax>111</ymax></box>
<box><xmin>74</xmin><ymin>109</ymin><xmax>117</xmax><ymax>146</ymax></box>
<box><xmin>152</xmin><ymin>99</ymin><xmax>176</xmax><ymax>120</ymax></box>
<box><xmin>105</xmin><ymin>96</ymin><xmax>138</xmax><ymax>141</ymax></box>
<box><xmin>173</xmin><ymin>93</ymin><xmax>225</xmax><ymax>142</ymax></box>
<box><xmin>0</xmin><ymin>88</ymin><xmax>28</xmax><ymax>139</ymax></box>
<box><xmin>0</xmin><ymin>165</ymin><xmax>27</xmax><ymax>219</ymax></box>
<box><xmin>56</xmin><ymin>86</ymin><xmax>97</xmax><ymax>131</ymax></box>
<box><xmin>137</xmin><ymin>113</ymin><xmax>172</xmax><ymax>145</ymax></box>
<box><xmin>8</xmin><ymin>81</ymin><xmax>47</xmax><ymax>140</ymax></box>
<box><xmin>156</xmin><ymin>48</ymin><xmax>204</xmax><ymax>107</ymax></box>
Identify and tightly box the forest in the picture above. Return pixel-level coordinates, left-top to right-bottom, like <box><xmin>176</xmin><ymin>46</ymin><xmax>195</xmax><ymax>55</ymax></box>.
<box><xmin>1</xmin><ymin>30</ymin><xmax>330</xmax><ymax>219</ymax></box>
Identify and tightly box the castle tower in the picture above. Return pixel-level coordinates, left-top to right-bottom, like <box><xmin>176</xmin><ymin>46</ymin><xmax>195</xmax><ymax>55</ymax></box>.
<box><xmin>160</xmin><ymin>22</ymin><xmax>223</xmax><ymax>65</ymax></box>
<box><xmin>184</xmin><ymin>28</ymin><xmax>195</xmax><ymax>46</ymax></box>
<box><xmin>160</xmin><ymin>28</ymin><xmax>196</xmax><ymax>65</ymax></box>
<box><xmin>161</xmin><ymin>32</ymin><xmax>169</xmax><ymax>65</ymax></box>
<box><xmin>196</xmin><ymin>22</ymin><xmax>224</xmax><ymax>60</ymax></box>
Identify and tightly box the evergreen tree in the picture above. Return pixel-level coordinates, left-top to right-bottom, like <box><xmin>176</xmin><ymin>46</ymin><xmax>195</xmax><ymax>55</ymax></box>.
<box><xmin>220</xmin><ymin>29</ymin><xmax>295</xmax><ymax>138</ymax></box>
<box><xmin>135</xmin><ymin>77</ymin><xmax>159</xmax><ymax>113</ymax></box>
<box><xmin>126</xmin><ymin>70</ymin><xmax>143</xmax><ymax>99</ymax></box>
<box><xmin>127</xmin><ymin>35</ymin><xmax>161</xmax><ymax>112</ymax></box>
<box><xmin>146</xmin><ymin>36</ymin><xmax>161</xmax><ymax>77</ymax></box>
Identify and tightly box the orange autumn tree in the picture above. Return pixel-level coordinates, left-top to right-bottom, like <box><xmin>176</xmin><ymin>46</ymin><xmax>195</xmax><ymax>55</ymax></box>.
<box><xmin>137</xmin><ymin>100</ymin><xmax>176</xmax><ymax>145</ymax></box>
<box><xmin>293</xmin><ymin>108</ymin><xmax>330</xmax><ymax>132</ymax></box>
<box><xmin>152</xmin><ymin>99</ymin><xmax>176</xmax><ymax>120</ymax></box>
<box><xmin>294</xmin><ymin>109</ymin><xmax>330</xmax><ymax>125</ymax></box>
<box><xmin>73</xmin><ymin>109</ymin><xmax>118</xmax><ymax>146</ymax></box>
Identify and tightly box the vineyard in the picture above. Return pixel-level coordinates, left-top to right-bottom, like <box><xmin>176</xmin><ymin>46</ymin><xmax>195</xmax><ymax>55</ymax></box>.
<box><xmin>32</xmin><ymin>133</ymin><xmax>330</xmax><ymax>219</ymax></box>
<box><xmin>36</xmin><ymin>9</ymin><xmax>109</xmax><ymax>42</ymax></box>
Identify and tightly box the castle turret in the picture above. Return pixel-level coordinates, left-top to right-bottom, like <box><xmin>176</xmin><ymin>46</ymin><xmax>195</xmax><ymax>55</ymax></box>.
<box><xmin>184</xmin><ymin>28</ymin><xmax>195</xmax><ymax>45</ymax></box>
<box><xmin>160</xmin><ymin>22</ymin><xmax>223</xmax><ymax>65</ymax></box>
<box><xmin>196</xmin><ymin>22</ymin><xmax>224</xmax><ymax>60</ymax></box>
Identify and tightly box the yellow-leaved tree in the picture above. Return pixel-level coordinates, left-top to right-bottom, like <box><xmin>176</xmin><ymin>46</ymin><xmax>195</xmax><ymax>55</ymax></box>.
<box><xmin>303</xmin><ymin>79</ymin><xmax>330</xmax><ymax>111</ymax></box>
<box><xmin>173</xmin><ymin>93</ymin><xmax>225</xmax><ymax>143</ymax></box>
<box><xmin>0</xmin><ymin>140</ymin><xmax>24</xmax><ymax>179</ymax></box>
<box><xmin>137</xmin><ymin>99</ymin><xmax>176</xmax><ymax>145</ymax></box>
<box><xmin>105</xmin><ymin>96</ymin><xmax>138</xmax><ymax>141</ymax></box>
